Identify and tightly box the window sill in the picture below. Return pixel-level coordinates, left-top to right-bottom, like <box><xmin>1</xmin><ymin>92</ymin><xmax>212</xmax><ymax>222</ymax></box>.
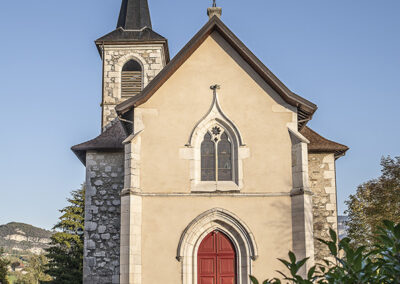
<box><xmin>191</xmin><ymin>181</ymin><xmax>240</xmax><ymax>193</ymax></box>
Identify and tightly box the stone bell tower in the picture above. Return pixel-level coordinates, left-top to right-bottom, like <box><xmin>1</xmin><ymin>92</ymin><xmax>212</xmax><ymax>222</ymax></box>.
<box><xmin>74</xmin><ymin>1</ymin><xmax>169</xmax><ymax>284</ymax></box>
<box><xmin>95</xmin><ymin>0</ymin><xmax>169</xmax><ymax>130</ymax></box>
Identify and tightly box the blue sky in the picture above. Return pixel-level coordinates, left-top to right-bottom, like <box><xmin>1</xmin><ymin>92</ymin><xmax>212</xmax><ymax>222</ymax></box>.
<box><xmin>0</xmin><ymin>0</ymin><xmax>399</xmax><ymax>230</ymax></box>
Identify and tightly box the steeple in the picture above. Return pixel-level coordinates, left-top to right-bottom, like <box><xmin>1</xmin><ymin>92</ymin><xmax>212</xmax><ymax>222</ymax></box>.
<box><xmin>95</xmin><ymin>0</ymin><xmax>169</xmax><ymax>130</ymax></box>
<box><xmin>95</xmin><ymin>0</ymin><xmax>169</xmax><ymax>58</ymax></box>
<box><xmin>117</xmin><ymin>0</ymin><xmax>152</xmax><ymax>30</ymax></box>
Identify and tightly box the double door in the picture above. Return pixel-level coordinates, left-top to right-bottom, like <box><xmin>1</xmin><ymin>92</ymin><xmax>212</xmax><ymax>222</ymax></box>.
<box><xmin>198</xmin><ymin>231</ymin><xmax>236</xmax><ymax>284</ymax></box>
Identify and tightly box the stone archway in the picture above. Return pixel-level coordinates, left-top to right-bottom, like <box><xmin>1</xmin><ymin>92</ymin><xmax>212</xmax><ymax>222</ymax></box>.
<box><xmin>177</xmin><ymin>208</ymin><xmax>258</xmax><ymax>284</ymax></box>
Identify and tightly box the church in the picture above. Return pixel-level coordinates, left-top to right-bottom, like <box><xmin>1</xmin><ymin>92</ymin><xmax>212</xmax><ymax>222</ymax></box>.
<box><xmin>72</xmin><ymin>0</ymin><xmax>349</xmax><ymax>283</ymax></box>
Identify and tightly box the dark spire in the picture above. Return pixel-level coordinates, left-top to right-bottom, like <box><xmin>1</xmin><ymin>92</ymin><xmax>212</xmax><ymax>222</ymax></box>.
<box><xmin>117</xmin><ymin>0</ymin><xmax>152</xmax><ymax>30</ymax></box>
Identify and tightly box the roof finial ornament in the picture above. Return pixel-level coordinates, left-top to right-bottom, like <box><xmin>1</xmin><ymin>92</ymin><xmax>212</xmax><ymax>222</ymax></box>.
<box><xmin>210</xmin><ymin>84</ymin><xmax>221</xmax><ymax>97</ymax></box>
<box><xmin>210</xmin><ymin>84</ymin><xmax>220</xmax><ymax>91</ymax></box>
<box><xmin>207</xmin><ymin>0</ymin><xmax>222</xmax><ymax>19</ymax></box>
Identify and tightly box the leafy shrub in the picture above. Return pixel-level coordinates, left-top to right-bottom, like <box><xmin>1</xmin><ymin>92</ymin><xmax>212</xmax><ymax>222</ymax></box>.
<box><xmin>250</xmin><ymin>220</ymin><xmax>400</xmax><ymax>284</ymax></box>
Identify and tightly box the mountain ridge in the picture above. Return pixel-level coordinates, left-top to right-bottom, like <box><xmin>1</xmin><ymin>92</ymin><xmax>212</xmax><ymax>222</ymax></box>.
<box><xmin>0</xmin><ymin>222</ymin><xmax>53</xmax><ymax>255</ymax></box>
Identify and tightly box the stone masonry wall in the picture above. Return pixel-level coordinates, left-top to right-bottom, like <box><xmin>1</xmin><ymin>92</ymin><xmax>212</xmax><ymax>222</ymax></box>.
<box><xmin>84</xmin><ymin>151</ymin><xmax>125</xmax><ymax>284</ymax></box>
<box><xmin>308</xmin><ymin>153</ymin><xmax>338</xmax><ymax>264</ymax></box>
<box><xmin>102</xmin><ymin>44</ymin><xmax>166</xmax><ymax>129</ymax></box>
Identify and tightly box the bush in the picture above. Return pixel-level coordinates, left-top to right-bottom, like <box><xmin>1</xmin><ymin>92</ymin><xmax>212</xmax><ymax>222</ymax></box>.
<box><xmin>250</xmin><ymin>220</ymin><xmax>400</xmax><ymax>284</ymax></box>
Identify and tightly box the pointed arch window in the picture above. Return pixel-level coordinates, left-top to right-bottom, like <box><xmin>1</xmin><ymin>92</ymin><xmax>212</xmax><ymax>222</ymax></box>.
<box><xmin>121</xmin><ymin>60</ymin><xmax>143</xmax><ymax>98</ymax></box>
<box><xmin>201</xmin><ymin>126</ymin><xmax>233</xmax><ymax>182</ymax></box>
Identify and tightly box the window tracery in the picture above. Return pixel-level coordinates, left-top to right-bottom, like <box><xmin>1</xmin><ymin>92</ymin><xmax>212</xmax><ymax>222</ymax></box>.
<box><xmin>201</xmin><ymin>126</ymin><xmax>233</xmax><ymax>182</ymax></box>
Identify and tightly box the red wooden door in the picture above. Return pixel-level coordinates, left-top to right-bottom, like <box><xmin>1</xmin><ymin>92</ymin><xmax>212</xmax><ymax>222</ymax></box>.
<box><xmin>198</xmin><ymin>231</ymin><xmax>236</xmax><ymax>284</ymax></box>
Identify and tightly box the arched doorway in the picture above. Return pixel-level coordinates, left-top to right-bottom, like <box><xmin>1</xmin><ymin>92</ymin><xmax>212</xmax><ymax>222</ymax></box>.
<box><xmin>198</xmin><ymin>231</ymin><xmax>236</xmax><ymax>284</ymax></box>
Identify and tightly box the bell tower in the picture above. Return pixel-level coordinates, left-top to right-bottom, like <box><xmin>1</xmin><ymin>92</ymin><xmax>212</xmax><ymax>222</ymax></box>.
<box><xmin>95</xmin><ymin>0</ymin><xmax>169</xmax><ymax>130</ymax></box>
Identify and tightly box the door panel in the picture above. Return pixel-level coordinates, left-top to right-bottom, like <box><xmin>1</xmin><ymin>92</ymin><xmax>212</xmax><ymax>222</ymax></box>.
<box><xmin>220</xmin><ymin>277</ymin><xmax>235</xmax><ymax>284</ymax></box>
<box><xmin>218</xmin><ymin>257</ymin><xmax>235</xmax><ymax>274</ymax></box>
<box><xmin>198</xmin><ymin>231</ymin><xmax>236</xmax><ymax>284</ymax></box>
<box><xmin>200</xmin><ymin>258</ymin><xmax>215</xmax><ymax>275</ymax></box>
<box><xmin>200</xmin><ymin>277</ymin><xmax>215</xmax><ymax>284</ymax></box>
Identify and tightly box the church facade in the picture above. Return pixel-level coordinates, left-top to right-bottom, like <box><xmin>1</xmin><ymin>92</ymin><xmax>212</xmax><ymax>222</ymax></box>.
<box><xmin>72</xmin><ymin>0</ymin><xmax>349</xmax><ymax>283</ymax></box>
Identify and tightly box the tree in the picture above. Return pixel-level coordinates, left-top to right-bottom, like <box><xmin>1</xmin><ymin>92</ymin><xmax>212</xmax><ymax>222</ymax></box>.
<box><xmin>0</xmin><ymin>248</ymin><xmax>10</xmax><ymax>284</ymax></box>
<box><xmin>345</xmin><ymin>156</ymin><xmax>400</xmax><ymax>250</ymax></box>
<box><xmin>45</xmin><ymin>185</ymin><xmax>85</xmax><ymax>284</ymax></box>
<box><xmin>14</xmin><ymin>254</ymin><xmax>52</xmax><ymax>284</ymax></box>
<box><xmin>250</xmin><ymin>220</ymin><xmax>400</xmax><ymax>284</ymax></box>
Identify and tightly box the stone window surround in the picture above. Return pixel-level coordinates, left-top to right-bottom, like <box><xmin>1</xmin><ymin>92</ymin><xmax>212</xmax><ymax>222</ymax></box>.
<box><xmin>101</xmin><ymin>44</ymin><xmax>166</xmax><ymax>129</ymax></box>
<box><xmin>180</xmin><ymin>90</ymin><xmax>250</xmax><ymax>192</ymax></box>
<box><xmin>116</xmin><ymin>54</ymin><xmax>145</xmax><ymax>99</ymax></box>
<box><xmin>176</xmin><ymin>208</ymin><xmax>258</xmax><ymax>284</ymax></box>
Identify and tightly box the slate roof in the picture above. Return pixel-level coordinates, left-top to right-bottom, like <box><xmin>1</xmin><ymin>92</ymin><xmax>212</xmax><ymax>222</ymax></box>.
<box><xmin>95</xmin><ymin>27</ymin><xmax>167</xmax><ymax>43</ymax></box>
<box><xmin>117</xmin><ymin>0</ymin><xmax>152</xmax><ymax>30</ymax></box>
<box><xmin>115</xmin><ymin>16</ymin><xmax>318</xmax><ymax>130</ymax></box>
<box><xmin>94</xmin><ymin>0</ymin><xmax>169</xmax><ymax>60</ymax></box>
<box><xmin>301</xmin><ymin>126</ymin><xmax>349</xmax><ymax>159</ymax></box>
<box><xmin>71</xmin><ymin>121</ymin><xmax>127</xmax><ymax>165</ymax></box>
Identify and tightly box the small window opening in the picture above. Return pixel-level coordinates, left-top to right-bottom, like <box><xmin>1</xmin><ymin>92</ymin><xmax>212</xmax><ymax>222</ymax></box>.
<box><xmin>121</xmin><ymin>60</ymin><xmax>142</xmax><ymax>98</ymax></box>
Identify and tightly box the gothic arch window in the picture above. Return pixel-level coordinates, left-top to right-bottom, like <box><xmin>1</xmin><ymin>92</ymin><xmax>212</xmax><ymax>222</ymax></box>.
<box><xmin>201</xmin><ymin>126</ymin><xmax>233</xmax><ymax>182</ymax></box>
<box><xmin>121</xmin><ymin>59</ymin><xmax>143</xmax><ymax>98</ymax></box>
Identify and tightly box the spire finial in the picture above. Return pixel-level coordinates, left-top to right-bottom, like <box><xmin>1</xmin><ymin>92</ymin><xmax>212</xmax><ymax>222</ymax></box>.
<box><xmin>207</xmin><ymin>1</ymin><xmax>222</xmax><ymax>19</ymax></box>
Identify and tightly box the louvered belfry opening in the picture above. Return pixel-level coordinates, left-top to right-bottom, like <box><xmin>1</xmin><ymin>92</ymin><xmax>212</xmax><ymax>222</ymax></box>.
<box><xmin>121</xmin><ymin>60</ymin><xmax>143</xmax><ymax>98</ymax></box>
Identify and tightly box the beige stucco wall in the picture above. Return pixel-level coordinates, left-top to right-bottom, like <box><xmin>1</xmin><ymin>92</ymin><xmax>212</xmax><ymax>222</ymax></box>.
<box><xmin>118</xmin><ymin>30</ymin><xmax>317</xmax><ymax>283</ymax></box>
<box><xmin>136</xmin><ymin>31</ymin><xmax>296</xmax><ymax>194</ymax></box>
<box><xmin>141</xmin><ymin>196</ymin><xmax>293</xmax><ymax>282</ymax></box>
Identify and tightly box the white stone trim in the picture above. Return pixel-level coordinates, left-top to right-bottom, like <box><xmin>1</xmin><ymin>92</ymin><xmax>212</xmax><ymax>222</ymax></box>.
<box><xmin>180</xmin><ymin>90</ymin><xmax>249</xmax><ymax>192</ymax></box>
<box><xmin>128</xmin><ymin>192</ymin><xmax>291</xmax><ymax>197</ymax></box>
<box><xmin>116</xmin><ymin>54</ymin><xmax>146</xmax><ymax>93</ymax></box>
<box><xmin>289</xmin><ymin>129</ymin><xmax>315</xmax><ymax>276</ymax></box>
<box><xmin>287</xmin><ymin>126</ymin><xmax>310</xmax><ymax>144</ymax></box>
<box><xmin>120</xmin><ymin>194</ymin><xmax>142</xmax><ymax>284</ymax></box>
<box><xmin>120</xmin><ymin>126</ymin><xmax>144</xmax><ymax>283</ymax></box>
<box><xmin>177</xmin><ymin>208</ymin><xmax>258</xmax><ymax>284</ymax></box>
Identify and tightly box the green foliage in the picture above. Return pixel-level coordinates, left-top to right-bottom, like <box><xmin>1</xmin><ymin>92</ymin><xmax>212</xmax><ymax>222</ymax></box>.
<box><xmin>0</xmin><ymin>248</ymin><xmax>10</xmax><ymax>284</ymax></box>
<box><xmin>374</xmin><ymin>221</ymin><xmax>400</xmax><ymax>283</ymax></box>
<box><xmin>45</xmin><ymin>185</ymin><xmax>85</xmax><ymax>284</ymax></box>
<box><xmin>14</xmin><ymin>254</ymin><xmax>52</xmax><ymax>284</ymax></box>
<box><xmin>250</xmin><ymin>220</ymin><xmax>400</xmax><ymax>284</ymax></box>
<box><xmin>345</xmin><ymin>156</ymin><xmax>400</xmax><ymax>251</ymax></box>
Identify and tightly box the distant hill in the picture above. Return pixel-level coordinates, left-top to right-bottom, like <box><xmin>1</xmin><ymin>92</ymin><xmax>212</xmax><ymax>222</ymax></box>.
<box><xmin>338</xmin><ymin>215</ymin><xmax>349</xmax><ymax>240</ymax></box>
<box><xmin>0</xmin><ymin>222</ymin><xmax>53</xmax><ymax>255</ymax></box>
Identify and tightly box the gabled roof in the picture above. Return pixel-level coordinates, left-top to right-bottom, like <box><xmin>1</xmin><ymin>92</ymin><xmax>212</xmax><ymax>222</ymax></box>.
<box><xmin>300</xmin><ymin>126</ymin><xmax>349</xmax><ymax>159</ymax></box>
<box><xmin>117</xmin><ymin>0</ymin><xmax>152</xmax><ymax>30</ymax></box>
<box><xmin>71</xmin><ymin>121</ymin><xmax>127</xmax><ymax>165</ymax></box>
<box><xmin>115</xmin><ymin>16</ymin><xmax>318</xmax><ymax>129</ymax></box>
